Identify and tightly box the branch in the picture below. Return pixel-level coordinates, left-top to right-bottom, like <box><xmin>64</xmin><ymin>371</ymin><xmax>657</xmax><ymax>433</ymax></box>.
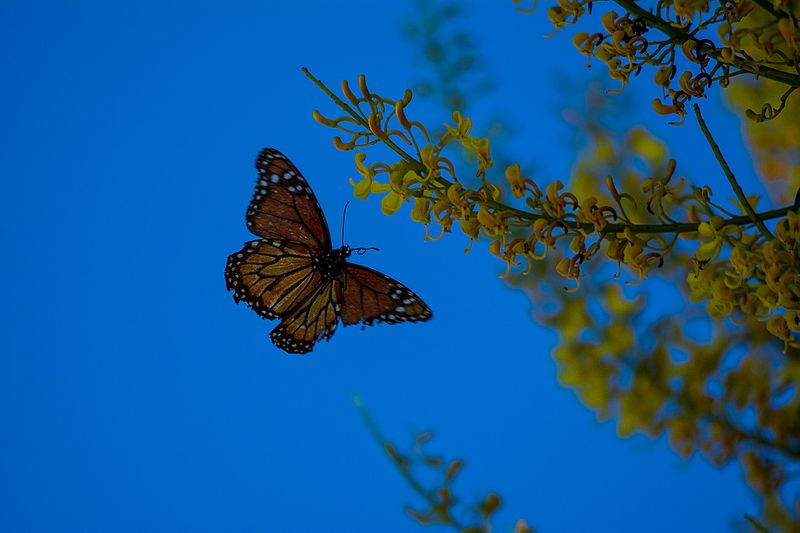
<box><xmin>745</xmin><ymin>514</ymin><xmax>771</xmax><ymax>533</ymax></box>
<box><xmin>352</xmin><ymin>396</ymin><xmax>469</xmax><ymax>531</ymax></box>
<box><xmin>302</xmin><ymin>67</ymin><xmax>425</xmax><ymax>173</ymax></box>
<box><xmin>613</xmin><ymin>0</ymin><xmax>800</xmax><ymax>88</ymax></box>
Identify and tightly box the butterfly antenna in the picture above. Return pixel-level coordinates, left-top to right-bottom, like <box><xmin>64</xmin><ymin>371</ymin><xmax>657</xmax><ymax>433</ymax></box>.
<box><xmin>341</xmin><ymin>201</ymin><xmax>350</xmax><ymax>246</ymax></box>
<box><xmin>354</xmin><ymin>246</ymin><xmax>380</xmax><ymax>256</ymax></box>
<box><xmin>341</xmin><ymin>202</ymin><xmax>379</xmax><ymax>255</ymax></box>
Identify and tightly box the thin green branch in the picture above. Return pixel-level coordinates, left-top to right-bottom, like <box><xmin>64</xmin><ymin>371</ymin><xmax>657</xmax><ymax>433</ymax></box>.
<box><xmin>459</xmin><ymin>180</ymin><xmax>789</xmax><ymax>236</ymax></box>
<box><xmin>745</xmin><ymin>514</ymin><xmax>772</xmax><ymax>533</ymax></box>
<box><xmin>693</xmin><ymin>104</ymin><xmax>773</xmax><ymax>238</ymax></box>
<box><xmin>302</xmin><ymin>68</ymin><xmax>428</xmax><ymax>173</ymax></box>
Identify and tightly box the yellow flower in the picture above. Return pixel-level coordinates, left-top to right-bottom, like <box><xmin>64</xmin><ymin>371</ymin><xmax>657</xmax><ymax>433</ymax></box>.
<box><xmin>707</xmin><ymin>280</ymin><xmax>734</xmax><ymax>319</ymax></box>
<box><xmin>381</xmin><ymin>192</ymin><xmax>403</xmax><ymax>216</ymax></box>
<box><xmin>775</xmin><ymin>209</ymin><xmax>800</xmax><ymax>246</ymax></box>
<box><xmin>729</xmin><ymin>243</ymin><xmax>756</xmax><ymax>278</ymax></box>
<box><xmin>694</xmin><ymin>221</ymin><xmax>724</xmax><ymax>262</ymax></box>
<box><xmin>470</xmin><ymin>137</ymin><xmax>493</xmax><ymax>176</ymax></box>
<box><xmin>460</xmin><ymin>217</ymin><xmax>481</xmax><ymax>252</ymax></box>
<box><xmin>576</xmin><ymin>197</ymin><xmax>615</xmax><ymax>230</ymax></box>
<box><xmin>439</xmin><ymin>111</ymin><xmax>492</xmax><ymax>176</ymax></box>
<box><xmin>678</xmin><ymin>71</ymin><xmax>704</xmax><ymax>97</ymax></box>
<box><xmin>688</xmin><ymin>270</ymin><xmax>713</xmax><ymax>302</ymax></box>
<box><xmin>778</xmin><ymin>17</ymin><xmax>799</xmax><ymax>55</ymax></box>
<box><xmin>477</xmin><ymin>206</ymin><xmax>505</xmax><ymax>236</ymax></box>
<box><xmin>652</xmin><ymin>98</ymin><xmax>686</xmax><ymax>125</ymax></box>
<box><xmin>756</xmin><ymin>283</ymin><xmax>779</xmax><ymax>311</ymax></box>
<box><xmin>349</xmin><ymin>152</ymin><xmax>390</xmax><ymax>200</ymax></box>
<box><xmin>432</xmin><ymin>197</ymin><xmax>454</xmax><ymax>238</ymax></box>
<box><xmin>488</xmin><ymin>239</ymin><xmax>518</xmax><ymax>277</ymax></box>
<box><xmin>622</xmin><ymin>243</ymin><xmax>661</xmax><ymax>284</ymax></box>
<box><xmin>555</xmin><ymin>255</ymin><xmax>582</xmax><ymax>290</ymax></box>
<box><xmin>543</xmin><ymin>181</ymin><xmax>577</xmax><ymax>218</ymax></box>
<box><xmin>601</xmin><ymin>11</ymin><xmax>621</xmax><ymax>32</ymax></box>
<box><xmin>654</xmin><ymin>66</ymin><xmax>674</xmax><ymax>91</ymax></box>
<box><xmin>419</xmin><ymin>145</ymin><xmax>445</xmax><ymax>182</ymax></box>
<box><xmin>410</xmin><ymin>197</ymin><xmax>432</xmax><ymax>225</ymax></box>
<box><xmin>767</xmin><ymin>314</ymin><xmax>791</xmax><ymax>351</ymax></box>
<box><xmin>573</xmin><ymin>32</ymin><xmax>603</xmax><ymax>60</ymax></box>
<box><xmin>440</xmin><ymin>111</ymin><xmax>472</xmax><ymax>145</ymax></box>
<box><xmin>627</xmin><ymin>127</ymin><xmax>667</xmax><ymax>163</ymax></box>
<box><xmin>505</xmin><ymin>164</ymin><xmax>527</xmax><ymax>199</ymax></box>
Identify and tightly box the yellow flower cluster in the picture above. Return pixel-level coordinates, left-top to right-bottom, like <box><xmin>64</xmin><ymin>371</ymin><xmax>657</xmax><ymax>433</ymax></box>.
<box><xmin>527</xmin><ymin>0</ymin><xmax>800</xmax><ymax>124</ymax></box>
<box><xmin>307</xmin><ymin>68</ymin><xmax>798</xmax><ymax>344</ymax></box>
<box><xmin>689</xmin><ymin>210</ymin><xmax>800</xmax><ymax>349</ymax></box>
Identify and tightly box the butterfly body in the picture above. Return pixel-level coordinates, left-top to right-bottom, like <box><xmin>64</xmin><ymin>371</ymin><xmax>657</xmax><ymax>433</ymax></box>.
<box><xmin>315</xmin><ymin>246</ymin><xmax>351</xmax><ymax>281</ymax></box>
<box><xmin>225</xmin><ymin>148</ymin><xmax>432</xmax><ymax>354</ymax></box>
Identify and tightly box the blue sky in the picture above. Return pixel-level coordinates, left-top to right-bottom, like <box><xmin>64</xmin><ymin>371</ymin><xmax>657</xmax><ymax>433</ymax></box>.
<box><xmin>2</xmin><ymin>1</ymin><xmax>759</xmax><ymax>532</ymax></box>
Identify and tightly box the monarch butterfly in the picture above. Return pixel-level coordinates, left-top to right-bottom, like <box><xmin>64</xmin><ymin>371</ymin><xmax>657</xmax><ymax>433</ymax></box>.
<box><xmin>225</xmin><ymin>148</ymin><xmax>432</xmax><ymax>354</ymax></box>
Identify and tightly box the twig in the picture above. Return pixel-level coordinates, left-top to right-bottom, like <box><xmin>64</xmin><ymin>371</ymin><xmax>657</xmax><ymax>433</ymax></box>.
<box><xmin>302</xmin><ymin>68</ymin><xmax>426</xmax><ymax>172</ymax></box>
<box><xmin>693</xmin><ymin>104</ymin><xmax>773</xmax><ymax>238</ymax></box>
<box><xmin>744</xmin><ymin>513</ymin><xmax>771</xmax><ymax>532</ymax></box>
<box><xmin>352</xmin><ymin>395</ymin><xmax>468</xmax><ymax>531</ymax></box>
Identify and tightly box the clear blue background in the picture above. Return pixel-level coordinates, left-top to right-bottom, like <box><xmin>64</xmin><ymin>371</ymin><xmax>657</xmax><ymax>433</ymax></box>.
<box><xmin>2</xmin><ymin>1</ymin><xmax>759</xmax><ymax>532</ymax></box>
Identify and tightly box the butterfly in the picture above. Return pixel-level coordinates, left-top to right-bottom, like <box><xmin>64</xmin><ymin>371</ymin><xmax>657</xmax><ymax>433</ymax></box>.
<box><xmin>225</xmin><ymin>148</ymin><xmax>433</xmax><ymax>354</ymax></box>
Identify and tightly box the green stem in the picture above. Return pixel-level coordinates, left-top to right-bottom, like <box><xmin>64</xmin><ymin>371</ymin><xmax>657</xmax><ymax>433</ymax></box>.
<box><xmin>504</xmin><ymin>202</ymin><xmax>791</xmax><ymax>235</ymax></box>
<box><xmin>613</xmin><ymin>0</ymin><xmax>800</xmax><ymax>88</ymax></box>
<box><xmin>693</xmin><ymin>104</ymin><xmax>773</xmax><ymax>238</ymax></box>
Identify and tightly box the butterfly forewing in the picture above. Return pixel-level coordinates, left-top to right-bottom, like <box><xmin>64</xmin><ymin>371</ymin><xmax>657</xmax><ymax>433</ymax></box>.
<box><xmin>225</xmin><ymin>239</ymin><xmax>323</xmax><ymax>320</ymax></box>
<box><xmin>246</xmin><ymin>148</ymin><xmax>331</xmax><ymax>254</ymax></box>
<box><xmin>338</xmin><ymin>264</ymin><xmax>432</xmax><ymax>326</ymax></box>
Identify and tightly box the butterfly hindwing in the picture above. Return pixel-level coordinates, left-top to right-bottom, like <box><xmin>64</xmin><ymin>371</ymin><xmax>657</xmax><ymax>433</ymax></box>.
<box><xmin>225</xmin><ymin>239</ymin><xmax>322</xmax><ymax>320</ymax></box>
<box><xmin>246</xmin><ymin>148</ymin><xmax>331</xmax><ymax>253</ymax></box>
<box><xmin>338</xmin><ymin>264</ymin><xmax>432</xmax><ymax>326</ymax></box>
<box><xmin>269</xmin><ymin>279</ymin><xmax>342</xmax><ymax>354</ymax></box>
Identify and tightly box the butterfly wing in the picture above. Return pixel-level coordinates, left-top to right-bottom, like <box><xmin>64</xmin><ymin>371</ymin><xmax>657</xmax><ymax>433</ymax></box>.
<box><xmin>269</xmin><ymin>279</ymin><xmax>342</xmax><ymax>354</ymax></box>
<box><xmin>246</xmin><ymin>148</ymin><xmax>332</xmax><ymax>254</ymax></box>
<box><xmin>225</xmin><ymin>239</ymin><xmax>323</xmax><ymax>320</ymax></box>
<box><xmin>338</xmin><ymin>264</ymin><xmax>432</xmax><ymax>326</ymax></box>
